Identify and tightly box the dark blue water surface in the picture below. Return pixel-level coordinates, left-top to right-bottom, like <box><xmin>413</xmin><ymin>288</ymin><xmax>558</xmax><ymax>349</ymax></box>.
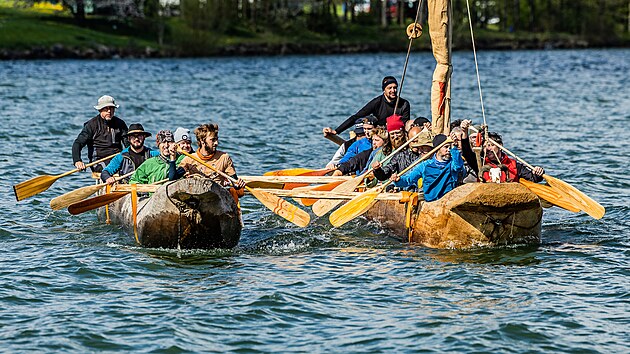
<box><xmin>1</xmin><ymin>49</ymin><xmax>629</xmax><ymax>352</ymax></box>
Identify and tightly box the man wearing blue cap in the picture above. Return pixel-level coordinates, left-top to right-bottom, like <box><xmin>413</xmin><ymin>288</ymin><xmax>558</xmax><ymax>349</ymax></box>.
<box><xmin>322</xmin><ymin>76</ymin><xmax>411</xmax><ymax>138</ymax></box>
<box><xmin>327</xmin><ymin>115</ymin><xmax>377</xmax><ymax>169</ymax></box>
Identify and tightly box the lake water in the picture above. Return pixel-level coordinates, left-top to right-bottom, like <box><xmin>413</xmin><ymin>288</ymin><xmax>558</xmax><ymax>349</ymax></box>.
<box><xmin>1</xmin><ymin>49</ymin><xmax>629</xmax><ymax>352</ymax></box>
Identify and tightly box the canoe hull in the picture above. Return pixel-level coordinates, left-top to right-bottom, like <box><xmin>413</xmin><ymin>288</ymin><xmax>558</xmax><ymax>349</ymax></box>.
<box><xmin>99</xmin><ymin>178</ymin><xmax>242</xmax><ymax>249</ymax></box>
<box><xmin>365</xmin><ymin>183</ymin><xmax>542</xmax><ymax>249</ymax></box>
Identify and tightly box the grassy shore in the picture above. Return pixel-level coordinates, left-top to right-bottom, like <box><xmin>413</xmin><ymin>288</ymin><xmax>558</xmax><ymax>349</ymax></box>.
<box><xmin>1</xmin><ymin>4</ymin><xmax>628</xmax><ymax>59</ymax></box>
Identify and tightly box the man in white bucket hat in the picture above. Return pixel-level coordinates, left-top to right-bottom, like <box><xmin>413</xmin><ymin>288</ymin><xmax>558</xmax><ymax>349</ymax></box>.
<box><xmin>72</xmin><ymin>95</ymin><xmax>128</xmax><ymax>172</ymax></box>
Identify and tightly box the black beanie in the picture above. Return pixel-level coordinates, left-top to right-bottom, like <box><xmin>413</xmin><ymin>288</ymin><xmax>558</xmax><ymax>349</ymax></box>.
<box><xmin>382</xmin><ymin>76</ymin><xmax>398</xmax><ymax>91</ymax></box>
<box><xmin>432</xmin><ymin>134</ymin><xmax>448</xmax><ymax>148</ymax></box>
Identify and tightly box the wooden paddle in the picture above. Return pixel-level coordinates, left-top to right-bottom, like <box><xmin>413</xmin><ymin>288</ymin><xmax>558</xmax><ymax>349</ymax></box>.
<box><xmin>519</xmin><ymin>179</ymin><xmax>580</xmax><ymax>212</ymax></box>
<box><xmin>263</xmin><ymin>168</ymin><xmax>315</xmax><ymax>176</ymax></box>
<box><xmin>470</xmin><ymin>126</ymin><xmax>605</xmax><ymax>219</ymax></box>
<box><xmin>300</xmin><ymin>180</ymin><xmax>345</xmax><ymax>206</ymax></box>
<box><xmin>324</xmin><ymin>132</ymin><xmax>346</xmax><ymax>146</ymax></box>
<box><xmin>283</xmin><ymin>169</ymin><xmax>333</xmax><ymax>190</ymax></box>
<box><xmin>49</xmin><ymin>172</ymin><xmax>133</xmax><ymax>210</ymax></box>
<box><xmin>13</xmin><ymin>153</ymin><xmax>119</xmax><ymax>202</ymax></box>
<box><xmin>67</xmin><ymin>178</ymin><xmax>169</xmax><ymax>215</ymax></box>
<box><xmin>179</xmin><ymin>150</ymin><xmax>310</xmax><ymax>227</ymax></box>
<box><xmin>312</xmin><ymin>130</ymin><xmax>424</xmax><ymax>216</ymax></box>
<box><xmin>329</xmin><ymin>139</ymin><xmax>451</xmax><ymax>227</ymax></box>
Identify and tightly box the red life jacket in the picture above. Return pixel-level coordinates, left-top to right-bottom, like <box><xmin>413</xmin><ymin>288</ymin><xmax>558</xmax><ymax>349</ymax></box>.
<box><xmin>481</xmin><ymin>153</ymin><xmax>518</xmax><ymax>182</ymax></box>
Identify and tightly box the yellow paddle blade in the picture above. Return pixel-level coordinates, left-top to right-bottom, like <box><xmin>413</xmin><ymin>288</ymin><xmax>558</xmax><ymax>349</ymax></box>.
<box><xmin>329</xmin><ymin>189</ymin><xmax>380</xmax><ymax>227</ymax></box>
<box><xmin>67</xmin><ymin>192</ymin><xmax>130</xmax><ymax>215</ymax></box>
<box><xmin>543</xmin><ymin>175</ymin><xmax>605</xmax><ymax>219</ymax></box>
<box><xmin>50</xmin><ymin>183</ymin><xmax>106</xmax><ymax>210</ymax></box>
<box><xmin>519</xmin><ymin>179</ymin><xmax>581</xmax><ymax>213</ymax></box>
<box><xmin>263</xmin><ymin>168</ymin><xmax>314</xmax><ymax>176</ymax></box>
<box><xmin>247</xmin><ymin>187</ymin><xmax>310</xmax><ymax>227</ymax></box>
<box><xmin>311</xmin><ymin>176</ymin><xmax>364</xmax><ymax>216</ymax></box>
<box><xmin>13</xmin><ymin>175</ymin><xmax>59</xmax><ymax>201</ymax></box>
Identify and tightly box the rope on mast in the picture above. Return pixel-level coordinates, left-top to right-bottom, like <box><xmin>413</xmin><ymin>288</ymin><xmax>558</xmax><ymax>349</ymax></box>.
<box><xmin>465</xmin><ymin>0</ymin><xmax>487</xmax><ymax>129</ymax></box>
<box><xmin>394</xmin><ymin>0</ymin><xmax>425</xmax><ymax>115</ymax></box>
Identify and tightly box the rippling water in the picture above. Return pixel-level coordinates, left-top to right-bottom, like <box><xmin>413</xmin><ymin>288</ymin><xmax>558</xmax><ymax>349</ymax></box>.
<box><xmin>1</xmin><ymin>49</ymin><xmax>629</xmax><ymax>352</ymax></box>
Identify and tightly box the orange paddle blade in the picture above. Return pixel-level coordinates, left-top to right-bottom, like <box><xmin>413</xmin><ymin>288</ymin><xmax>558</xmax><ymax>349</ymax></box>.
<box><xmin>301</xmin><ymin>181</ymin><xmax>344</xmax><ymax>206</ymax></box>
<box><xmin>519</xmin><ymin>179</ymin><xmax>580</xmax><ymax>213</ymax></box>
<box><xmin>263</xmin><ymin>168</ymin><xmax>315</xmax><ymax>176</ymax></box>
<box><xmin>542</xmin><ymin>175</ymin><xmax>605</xmax><ymax>219</ymax></box>
<box><xmin>67</xmin><ymin>192</ymin><xmax>130</xmax><ymax>215</ymax></box>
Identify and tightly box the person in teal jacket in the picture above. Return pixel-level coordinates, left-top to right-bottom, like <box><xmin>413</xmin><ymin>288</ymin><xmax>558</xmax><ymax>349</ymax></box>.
<box><xmin>391</xmin><ymin>134</ymin><xmax>465</xmax><ymax>202</ymax></box>
<box><xmin>130</xmin><ymin>130</ymin><xmax>176</xmax><ymax>184</ymax></box>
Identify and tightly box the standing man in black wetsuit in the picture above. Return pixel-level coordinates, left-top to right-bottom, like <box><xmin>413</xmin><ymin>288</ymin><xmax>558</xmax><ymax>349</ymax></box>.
<box><xmin>72</xmin><ymin>95</ymin><xmax>128</xmax><ymax>172</ymax></box>
<box><xmin>322</xmin><ymin>76</ymin><xmax>411</xmax><ymax>137</ymax></box>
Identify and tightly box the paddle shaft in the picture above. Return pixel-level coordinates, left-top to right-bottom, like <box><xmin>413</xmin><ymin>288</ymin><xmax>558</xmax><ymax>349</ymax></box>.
<box><xmin>59</xmin><ymin>152</ymin><xmax>120</xmax><ymax>178</ymax></box>
<box><xmin>324</xmin><ymin>133</ymin><xmax>346</xmax><ymax>146</ymax></box>
<box><xmin>67</xmin><ymin>178</ymin><xmax>169</xmax><ymax>215</ymax></box>
<box><xmin>381</xmin><ymin>138</ymin><xmax>452</xmax><ymax>189</ymax></box>
<box><xmin>178</xmin><ymin>150</ymin><xmax>239</xmax><ymax>186</ymax></box>
<box><xmin>469</xmin><ymin>126</ymin><xmax>538</xmax><ymax>171</ymax></box>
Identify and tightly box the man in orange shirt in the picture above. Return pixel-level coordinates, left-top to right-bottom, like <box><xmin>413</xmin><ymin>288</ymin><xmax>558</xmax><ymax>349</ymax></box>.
<box><xmin>176</xmin><ymin>123</ymin><xmax>246</xmax><ymax>189</ymax></box>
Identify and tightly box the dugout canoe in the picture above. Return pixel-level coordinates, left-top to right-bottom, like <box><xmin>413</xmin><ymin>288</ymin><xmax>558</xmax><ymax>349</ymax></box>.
<box><xmin>364</xmin><ymin>183</ymin><xmax>542</xmax><ymax>249</ymax></box>
<box><xmin>98</xmin><ymin>178</ymin><xmax>242</xmax><ymax>249</ymax></box>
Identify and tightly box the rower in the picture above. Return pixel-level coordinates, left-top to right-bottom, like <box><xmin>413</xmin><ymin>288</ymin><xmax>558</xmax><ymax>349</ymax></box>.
<box><xmin>478</xmin><ymin>132</ymin><xmax>545</xmax><ymax>183</ymax></box>
<box><xmin>173</xmin><ymin>127</ymin><xmax>195</xmax><ymax>164</ymax></box>
<box><xmin>372</xmin><ymin>126</ymin><xmax>433</xmax><ymax>184</ymax></box>
<box><xmin>332</xmin><ymin>126</ymin><xmax>390</xmax><ymax>177</ymax></box>
<box><xmin>72</xmin><ymin>95</ymin><xmax>128</xmax><ymax>172</ymax></box>
<box><xmin>326</xmin><ymin>116</ymin><xmax>377</xmax><ymax>169</ymax></box>
<box><xmin>391</xmin><ymin>134</ymin><xmax>466</xmax><ymax>202</ymax></box>
<box><xmin>129</xmin><ymin>130</ymin><xmax>176</xmax><ymax>184</ymax></box>
<box><xmin>100</xmin><ymin>123</ymin><xmax>159</xmax><ymax>185</ymax></box>
<box><xmin>175</xmin><ymin>123</ymin><xmax>245</xmax><ymax>189</ymax></box>
<box><xmin>322</xmin><ymin>76</ymin><xmax>411</xmax><ymax>138</ymax></box>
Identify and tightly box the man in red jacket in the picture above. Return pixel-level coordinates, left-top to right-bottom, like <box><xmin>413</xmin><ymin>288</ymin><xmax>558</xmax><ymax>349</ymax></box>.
<box><xmin>480</xmin><ymin>132</ymin><xmax>544</xmax><ymax>183</ymax></box>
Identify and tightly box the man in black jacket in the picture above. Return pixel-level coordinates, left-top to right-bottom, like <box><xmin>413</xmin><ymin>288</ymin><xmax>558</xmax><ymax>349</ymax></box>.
<box><xmin>72</xmin><ymin>95</ymin><xmax>128</xmax><ymax>172</ymax></box>
<box><xmin>322</xmin><ymin>76</ymin><xmax>411</xmax><ymax>137</ymax></box>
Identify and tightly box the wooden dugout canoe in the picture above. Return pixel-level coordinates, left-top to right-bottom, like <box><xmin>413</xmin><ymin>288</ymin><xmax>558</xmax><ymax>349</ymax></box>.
<box><xmin>98</xmin><ymin>178</ymin><xmax>242</xmax><ymax>249</ymax></box>
<box><xmin>364</xmin><ymin>183</ymin><xmax>543</xmax><ymax>249</ymax></box>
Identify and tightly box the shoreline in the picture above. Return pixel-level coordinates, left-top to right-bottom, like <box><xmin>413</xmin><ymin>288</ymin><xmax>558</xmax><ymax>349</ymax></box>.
<box><xmin>2</xmin><ymin>39</ymin><xmax>628</xmax><ymax>60</ymax></box>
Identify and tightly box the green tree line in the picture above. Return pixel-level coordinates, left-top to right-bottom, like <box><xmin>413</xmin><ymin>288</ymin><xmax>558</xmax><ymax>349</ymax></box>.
<box><xmin>24</xmin><ymin>0</ymin><xmax>630</xmax><ymax>38</ymax></box>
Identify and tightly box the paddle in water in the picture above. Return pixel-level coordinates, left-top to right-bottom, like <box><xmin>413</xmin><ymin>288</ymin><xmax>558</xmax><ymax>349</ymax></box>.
<box><xmin>470</xmin><ymin>126</ymin><xmax>605</xmax><ymax>219</ymax></box>
<box><xmin>179</xmin><ymin>150</ymin><xmax>311</xmax><ymax>228</ymax></box>
<box><xmin>13</xmin><ymin>153</ymin><xmax>119</xmax><ymax>202</ymax></box>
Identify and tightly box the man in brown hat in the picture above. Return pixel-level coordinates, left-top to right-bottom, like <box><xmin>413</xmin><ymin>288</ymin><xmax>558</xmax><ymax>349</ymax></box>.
<box><xmin>72</xmin><ymin>95</ymin><xmax>128</xmax><ymax>172</ymax></box>
<box><xmin>100</xmin><ymin>123</ymin><xmax>159</xmax><ymax>184</ymax></box>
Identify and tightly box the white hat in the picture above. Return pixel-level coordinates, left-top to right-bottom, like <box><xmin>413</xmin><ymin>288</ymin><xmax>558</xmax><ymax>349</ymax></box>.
<box><xmin>94</xmin><ymin>95</ymin><xmax>120</xmax><ymax>110</ymax></box>
<box><xmin>174</xmin><ymin>127</ymin><xmax>191</xmax><ymax>143</ymax></box>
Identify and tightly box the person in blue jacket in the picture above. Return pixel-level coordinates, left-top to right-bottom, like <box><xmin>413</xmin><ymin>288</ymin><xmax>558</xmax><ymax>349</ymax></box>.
<box><xmin>336</xmin><ymin>115</ymin><xmax>377</xmax><ymax>166</ymax></box>
<box><xmin>100</xmin><ymin>123</ymin><xmax>160</xmax><ymax>184</ymax></box>
<box><xmin>391</xmin><ymin>134</ymin><xmax>465</xmax><ymax>202</ymax></box>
